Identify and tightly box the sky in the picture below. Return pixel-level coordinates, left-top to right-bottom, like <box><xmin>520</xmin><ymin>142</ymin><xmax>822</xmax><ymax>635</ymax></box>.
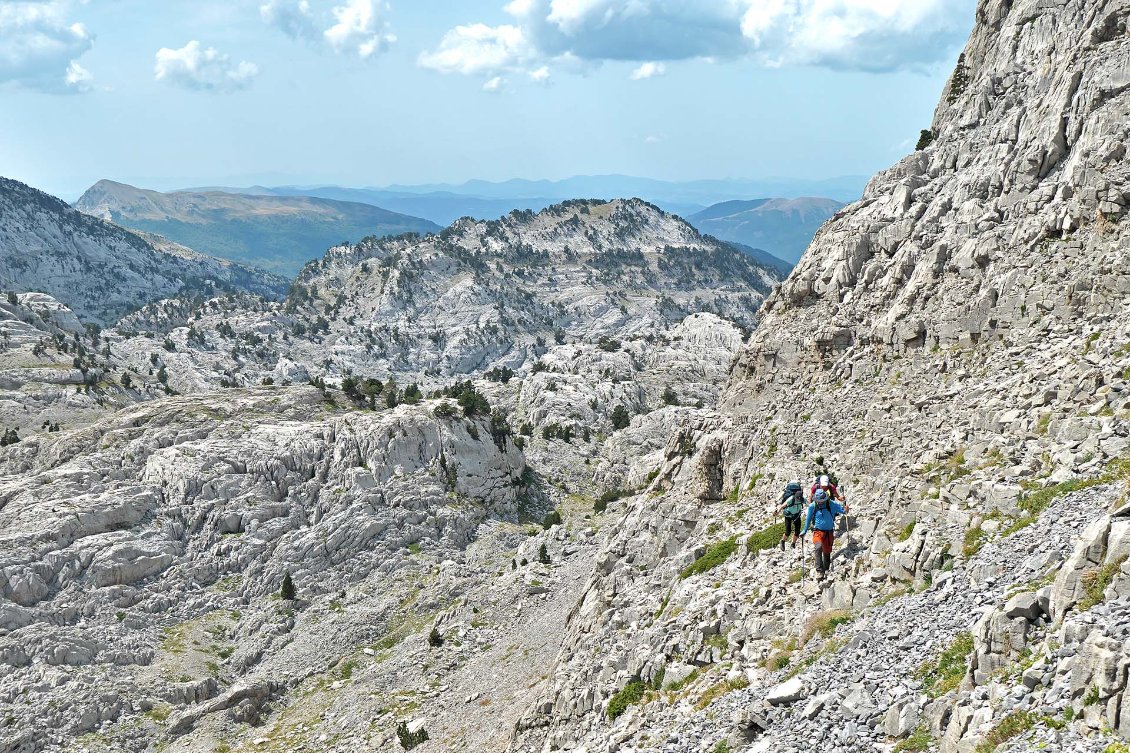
<box><xmin>0</xmin><ymin>0</ymin><xmax>977</xmax><ymax>199</ymax></box>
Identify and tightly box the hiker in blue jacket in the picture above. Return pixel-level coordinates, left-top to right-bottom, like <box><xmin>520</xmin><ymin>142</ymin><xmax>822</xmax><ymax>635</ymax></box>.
<box><xmin>800</xmin><ymin>488</ymin><xmax>849</xmax><ymax>580</ymax></box>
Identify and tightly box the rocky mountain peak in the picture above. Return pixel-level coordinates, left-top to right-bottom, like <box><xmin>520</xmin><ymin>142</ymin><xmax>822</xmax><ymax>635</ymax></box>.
<box><xmin>0</xmin><ymin>177</ymin><xmax>285</xmax><ymax>324</ymax></box>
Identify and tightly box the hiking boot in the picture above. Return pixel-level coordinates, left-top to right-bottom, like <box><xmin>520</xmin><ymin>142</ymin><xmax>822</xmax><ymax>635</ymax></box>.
<box><xmin>779</xmin><ymin>539</ymin><xmax>786</xmax><ymax>552</ymax></box>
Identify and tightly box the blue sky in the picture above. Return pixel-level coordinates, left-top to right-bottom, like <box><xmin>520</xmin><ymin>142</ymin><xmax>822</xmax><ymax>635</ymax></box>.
<box><xmin>0</xmin><ymin>0</ymin><xmax>976</xmax><ymax>199</ymax></box>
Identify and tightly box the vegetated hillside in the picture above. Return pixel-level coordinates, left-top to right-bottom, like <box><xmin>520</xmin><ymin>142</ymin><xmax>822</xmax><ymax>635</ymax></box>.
<box><xmin>509</xmin><ymin>1</ymin><xmax>1130</xmax><ymax>752</ymax></box>
<box><xmin>267</xmin><ymin>185</ymin><xmax>563</xmax><ymax>228</ymax></box>
<box><xmin>75</xmin><ymin>180</ymin><xmax>442</xmax><ymax>276</ymax></box>
<box><xmin>0</xmin><ymin>177</ymin><xmax>285</xmax><ymax>324</ymax></box>
<box><xmin>687</xmin><ymin>197</ymin><xmax>844</xmax><ymax>264</ymax></box>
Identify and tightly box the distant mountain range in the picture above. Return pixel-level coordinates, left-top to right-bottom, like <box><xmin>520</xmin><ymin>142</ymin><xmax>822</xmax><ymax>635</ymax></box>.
<box><xmin>173</xmin><ymin>174</ymin><xmax>861</xmax><ymax>267</ymax></box>
<box><xmin>74</xmin><ymin>181</ymin><xmax>441</xmax><ymax>277</ymax></box>
<box><xmin>687</xmin><ymin>197</ymin><xmax>845</xmax><ymax>264</ymax></box>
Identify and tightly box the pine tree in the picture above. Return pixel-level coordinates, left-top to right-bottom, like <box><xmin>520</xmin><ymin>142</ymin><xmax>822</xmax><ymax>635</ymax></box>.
<box><xmin>280</xmin><ymin>571</ymin><xmax>296</xmax><ymax>601</ymax></box>
<box><xmin>538</xmin><ymin>543</ymin><xmax>550</xmax><ymax>565</ymax></box>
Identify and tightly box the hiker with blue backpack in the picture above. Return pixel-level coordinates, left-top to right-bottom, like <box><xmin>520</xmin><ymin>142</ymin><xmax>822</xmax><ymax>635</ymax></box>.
<box><xmin>778</xmin><ymin>481</ymin><xmax>806</xmax><ymax>551</ymax></box>
<box><xmin>800</xmin><ymin>488</ymin><xmax>849</xmax><ymax>581</ymax></box>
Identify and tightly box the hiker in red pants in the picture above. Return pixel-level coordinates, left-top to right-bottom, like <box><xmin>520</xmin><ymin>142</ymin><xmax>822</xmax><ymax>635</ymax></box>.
<box><xmin>800</xmin><ymin>488</ymin><xmax>849</xmax><ymax>581</ymax></box>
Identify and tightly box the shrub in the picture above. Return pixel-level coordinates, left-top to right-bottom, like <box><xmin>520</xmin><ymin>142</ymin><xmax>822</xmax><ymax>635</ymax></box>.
<box><xmin>610</xmin><ymin>405</ymin><xmax>631</xmax><ymax>430</ymax></box>
<box><xmin>428</xmin><ymin>626</ymin><xmax>444</xmax><ymax>647</ymax></box>
<box><xmin>433</xmin><ymin>401</ymin><xmax>457</xmax><ymax>418</ymax></box>
<box><xmin>915</xmin><ymin>129</ymin><xmax>935</xmax><ymax>150</ymax></box>
<box><xmin>597</xmin><ymin>336</ymin><xmax>621</xmax><ymax>352</ymax></box>
<box><xmin>607</xmin><ymin>680</ymin><xmax>647</xmax><ymax>720</ymax></box>
<box><xmin>595</xmin><ymin>489</ymin><xmax>624</xmax><ymax>512</ymax></box>
<box><xmin>120</xmin><ymin>372</ymin><xmax>132</xmax><ymax>389</ymax></box>
<box><xmin>280</xmin><ymin>571</ymin><xmax>296</xmax><ymax>601</ymax></box>
<box><xmin>747</xmin><ymin>522</ymin><xmax>786</xmax><ymax>555</ymax></box>
<box><xmin>538</xmin><ymin>543</ymin><xmax>550</xmax><ymax>564</ymax></box>
<box><xmin>662</xmin><ymin>386</ymin><xmax>678</xmax><ymax>405</ymax></box>
<box><xmin>680</xmin><ymin>537</ymin><xmax>737</xmax><ymax>579</ymax></box>
<box><xmin>396</xmin><ymin>721</ymin><xmax>429</xmax><ymax>750</ymax></box>
<box><xmin>916</xmin><ymin>631</ymin><xmax>973</xmax><ymax>698</ymax></box>
<box><xmin>542</xmin><ymin>509</ymin><xmax>562</xmax><ymax>529</ymax></box>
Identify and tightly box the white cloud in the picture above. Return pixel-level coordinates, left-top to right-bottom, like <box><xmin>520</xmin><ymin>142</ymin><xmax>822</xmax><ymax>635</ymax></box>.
<box><xmin>738</xmin><ymin>0</ymin><xmax>972</xmax><ymax>71</ymax></box>
<box><xmin>528</xmin><ymin>65</ymin><xmax>550</xmax><ymax>83</ymax></box>
<box><xmin>64</xmin><ymin>60</ymin><xmax>92</xmax><ymax>91</ymax></box>
<box><xmin>482</xmin><ymin>75</ymin><xmax>505</xmax><ymax>92</ymax></box>
<box><xmin>154</xmin><ymin>41</ymin><xmax>259</xmax><ymax>93</ymax></box>
<box><xmin>417</xmin><ymin>23</ymin><xmax>532</xmax><ymax>76</ymax></box>
<box><xmin>324</xmin><ymin>0</ymin><xmax>396</xmax><ymax>58</ymax></box>
<box><xmin>261</xmin><ymin>0</ymin><xmax>395</xmax><ymax>59</ymax></box>
<box><xmin>644</xmin><ymin>134</ymin><xmax>661</xmax><ymax>144</ymax></box>
<box><xmin>0</xmin><ymin>0</ymin><xmax>94</xmax><ymax>93</ymax></box>
<box><xmin>629</xmin><ymin>61</ymin><xmax>664</xmax><ymax>80</ymax></box>
<box><xmin>421</xmin><ymin>0</ymin><xmax>975</xmax><ymax>84</ymax></box>
<box><xmin>260</xmin><ymin>0</ymin><xmax>319</xmax><ymax>41</ymax></box>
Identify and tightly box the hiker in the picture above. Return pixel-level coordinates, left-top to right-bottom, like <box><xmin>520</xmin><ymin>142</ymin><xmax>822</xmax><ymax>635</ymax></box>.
<box><xmin>800</xmin><ymin>488</ymin><xmax>849</xmax><ymax>580</ymax></box>
<box><xmin>778</xmin><ymin>480</ymin><xmax>805</xmax><ymax>551</ymax></box>
<box><xmin>810</xmin><ymin>473</ymin><xmax>845</xmax><ymax>502</ymax></box>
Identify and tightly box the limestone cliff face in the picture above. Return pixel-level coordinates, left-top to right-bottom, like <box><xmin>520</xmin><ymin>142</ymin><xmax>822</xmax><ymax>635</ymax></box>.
<box><xmin>722</xmin><ymin>0</ymin><xmax>1129</xmax><ymax>523</ymax></box>
<box><xmin>508</xmin><ymin>3</ymin><xmax>1130</xmax><ymax>752</ymax></box>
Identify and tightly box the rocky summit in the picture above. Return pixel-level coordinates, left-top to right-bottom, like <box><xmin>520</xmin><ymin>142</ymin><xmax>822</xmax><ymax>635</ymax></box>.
<box><xmin>2</xmin><ymin>1</ymin><xmax>1130</xmax><ymax>753</ymax></box>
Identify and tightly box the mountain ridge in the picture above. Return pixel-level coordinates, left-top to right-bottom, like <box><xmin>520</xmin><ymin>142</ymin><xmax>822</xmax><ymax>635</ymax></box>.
<box><xmin>74</xmin><ymin>180</ymin><xmax>442</xmax><ymax>277</ymax></box>
<box><xmin>687</xmin><ymin>197</ymin><xmax>845</xmax><ymax>263</ymax></box>
<box><xmin>0</xmin><ymin>176</ymin><xmax>285</xmax><ymax>325</ymax></box>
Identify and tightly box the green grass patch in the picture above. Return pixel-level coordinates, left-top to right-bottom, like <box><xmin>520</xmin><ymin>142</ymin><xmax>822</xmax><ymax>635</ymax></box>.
<box><xmin>681</xmin><ymin>537</ymin><xmax>738</xmax><ymax>579</ymax></box>
<box><xmin>694</xmin><ymin>677</ymin><xmax>749</xmax><ymax>710</ymax></box>
<box><xmin>746</xmin><ymin>522</ymin><xmax>786</xmax><ymax>555</ymax></box>
<box><xmin>607</xmin><ymin>680</ymin><xmax>647</xmax><ymax>720</ymax></box>
<box><xmin>894</xmin><ymin>725</ymin><xmax>932</xmax><ymax>752</ymax></box>
<box><xmin>897</xmin><ymin>521</ymin><xmax>916</xmax><ymax>541</ymax></box>
<box><xmin>916</xmin><ymin>631</ymin><xmax>973</xmax><ymax>698</ymax></box>
<box><xmin>664</xmin><ymin>667</ymin><xmax>703</xmax><ymax>692</ymax></box>
<box><xmin>973</xmin><ymin>711</ymin><xmax>1036</xmax><ymax>752</ymax></box>
<box><xmin>963</xmin><ymin>526</ymin><xmax>987</xmax><ymax>557</ymax></box>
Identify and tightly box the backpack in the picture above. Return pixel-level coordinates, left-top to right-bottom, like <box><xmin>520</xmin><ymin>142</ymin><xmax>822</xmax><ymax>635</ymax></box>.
<box><xmin>782</xmin><ymin>483</ymin><xmax>804</xmax><ymax>516</ymax></box>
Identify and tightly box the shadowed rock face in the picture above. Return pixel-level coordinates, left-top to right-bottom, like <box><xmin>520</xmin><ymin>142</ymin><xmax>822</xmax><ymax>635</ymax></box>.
<box><xmin>0</xmin><ymin>178</ymin><xmax>286</xmax><ymax>325</ymax></box>
<box><xmin>506</xmin><ymin>2</ymin><xmax>1130</xmax><ymax>752</ymax></box>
